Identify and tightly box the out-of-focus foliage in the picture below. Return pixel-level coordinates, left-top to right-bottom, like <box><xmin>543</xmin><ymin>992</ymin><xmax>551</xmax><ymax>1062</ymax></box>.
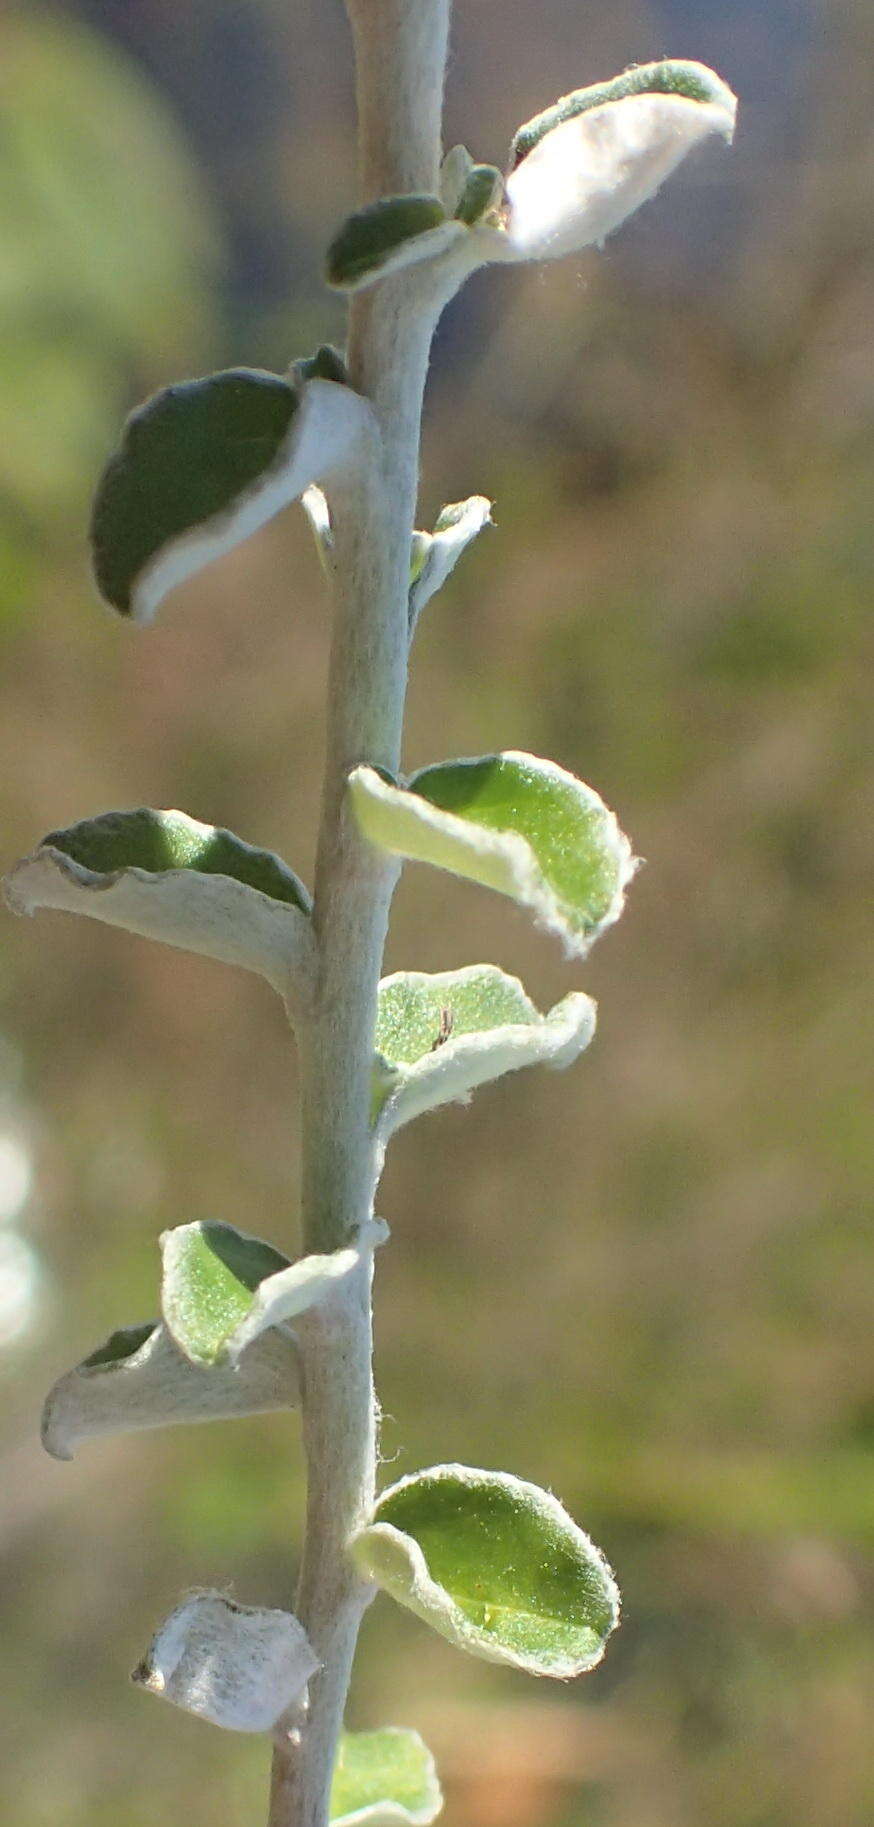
<box><xmin>1</xmin><ymin>4</ymin><xmax>872</xmax><ymax>1827</ymax></box>
<box><xmin>0</xmin><ymin>11</ymin><xmax>218</xmax><ymax>575</ymax></box>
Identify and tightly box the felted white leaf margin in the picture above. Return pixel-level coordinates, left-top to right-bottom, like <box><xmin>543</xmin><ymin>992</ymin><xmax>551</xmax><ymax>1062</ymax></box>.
<box><xmin>160</xmin><ymin>1217</ymin><xmax>389</xmax><ymax>1367</ymax></box>
<box><xmin>500</xmin><ymin>73</ymin><xmax>736</xmax><ymax>262</ymax></box>
<box><xmin>326</xmin><ymin>63</ymin><xmax>734</xmax><ymax>297</ymax></box>
<box><xmin>326</xmin><ymin>196</ymin><xmax>462</xmax><ymax>291</ymax></box>
<box><xmin>331</xmin><ymin>1728</ymin><xmax>443</xmax><ymax>1827</ymax></box>
<box><xmin>225</xmin><ymin>1224</ymin><xmax>389</xmax><ymax>1360</ymax></box>
<box><xmin>374</xmin><ymin>965</ymin><xmax>596</xmax><ymax>1138</ymax></box>
<box><xmin>326</xmin><ymin>169</ymin><xmax>505</xmax><ymax>297</ymax></box>
<box><xmin>349</xmin><ymin>752</ymin><xmax>636</xmax><ymax>957</ymax></box>
<box><xmin>409</xmin><ymin>496</ymin><xmax>492</xmax><ymax>626</ymax></box>
<box><xmin>324</xmin><ymin>64</ymin><xmax>735</xmax><ymax>302</ymax></box>
<box><xmin>132</xmin><ymin>1592</ymin><xmax>318</xmax><ymax>1734</ymax></box>
<box><xmin>91</xmin><ymin>370</ymin><xmax>377</xmax><ymax>624</ymax></box>
<box><xmin>351</xmin><ymin>1464</ymin><xmax>620</xmax><ymax>1678</ymax></box>
<box><xmin>4</xmin><ymin>808</ymin><xmax>316</xmax><ymax>1000</ymax></box>
<box><xmin>41</xmin><ymin>1321</ymin><xmax>301</xmax><ymax>1461</ymax></box>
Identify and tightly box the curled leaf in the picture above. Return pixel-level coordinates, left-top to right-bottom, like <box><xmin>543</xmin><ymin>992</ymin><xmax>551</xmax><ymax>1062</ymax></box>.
<box><xmin>351</xmin><ymin>1465</ymin><xmax>619</xmax><ymax>1678</ymax></box>
<box><xmin>439</xmin><ymin>146</ymin><xmax>504</xmax><ymax>228</ymax></box>
<box><xmin>331</xmin><ymin>1729</ymin><xmax>443</xmax><ymax>1827</ymax></box>
<box><xmin>161</xmin><ymin>1219</ymin><xmax>387</xmax><ymax>1367</ymax></box>
<box><xmin>373</xmin><ymin>965</ymin><xmax>596</xmax><ymax>1134</ymax></box>
<box><xmin>133</xmin><ymin>1592</ymin><xmax>318</xmax><ymax>1733</ymax></box>
<box><xmin>41</xmin><ymin>1321</ymin><xmax>300</xmax><ymax>1461</ymax></box>
<box><xmin>453</xmin><ymin>164</ymin><xmax>504</xmax><ymax>228</ymax></box>
<box><xmin>349</xmin><ymin>751</ymin><xmax>636</xmax><ymax>956</ymax></box>
<box><xmin>510</xmin><ymin>60</ymin><xmax>737</xmax><ymax>166</ymax></box>
<box><xmin>409</xmin><ymin>496</ymin><xmax>492</xmax><ymax>626</ymax></box>
<box><xmin>4</xmin><ymin>807</ymin><xmax>314</xmax><ymax>997</ymax></box>
<box><xmin>326</xmin><ymin>196</ymin><xmax>461</xmax><ymax>292</ymax></box>
<box><xmin>90</xmin><ymin>368</ymin><xmax>375</xmax><ymax>621</ymax></box>
<box><xmin>501</xmin><ymin>60</ymin><xmax>737</xmax><ymax>262</ymax></box>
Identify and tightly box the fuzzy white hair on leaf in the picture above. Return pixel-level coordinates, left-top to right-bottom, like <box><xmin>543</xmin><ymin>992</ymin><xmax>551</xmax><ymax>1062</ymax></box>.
<box><xmin>133</xmin><ymin>1593</ymin><xmax>319</xmax><ymax>1733</ymax></box>
<box><xmin>503</xmin><ymin>85</ymin><xmax>736</xmax><ymax>262</ymax></box>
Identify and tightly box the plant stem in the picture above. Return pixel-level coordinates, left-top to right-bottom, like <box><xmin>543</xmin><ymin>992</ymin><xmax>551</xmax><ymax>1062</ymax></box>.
<box><xmin>268</xmin><ymin>6</ymin><xmax>451</xmax><ymax>1825</ymax></box>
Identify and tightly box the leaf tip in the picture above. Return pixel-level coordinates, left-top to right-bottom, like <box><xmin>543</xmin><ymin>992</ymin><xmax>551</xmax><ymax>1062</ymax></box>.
<box><xmin>40</xmin><ymin>1390</ymin><xmax>74</xmax><ymax>1462</ymax></box>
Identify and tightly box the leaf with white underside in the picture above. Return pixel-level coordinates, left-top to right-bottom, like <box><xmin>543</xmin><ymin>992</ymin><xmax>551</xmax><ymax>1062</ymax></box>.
<box><xmin>306</xmin><ymin>490</ymin><xmax>485</xmax><ymax>602</ymax></box>
<box><xmin>327</xmin><ymin>167</ymin><xmax>503</xmax><ymax>296</ymax></box>
<box><xmin>494</xmin><ymin>60</ymin><xmax>737</xmax><ymax>263</ymax></box>
<box><xmin>351</xmin><ymin>1466</ymin><xmax>619</xmax><ymax>1678</ymax></box>
<box><xmin>349</xmin><ymin>752</ymin><xmax>635</xmax><ymax>957</ymax></box>
<box><xmin>373</xmin><ymin>965</ymin><xmax>595</xmax><ymax>1134</ymax></box>
<box><xmin>331</xmin><ymin>1729</ymin><xmax>442</xmax><ymax>1827</ymax></box>
<box><xmin>161</xmin><ymin>1219</ymin><xmax>386</xmax><ymax>1367</ymax></box>
<box><xmin>409</xmin><ymin>497</ymin><xmax>492</xmax><ymax>625</ymax></box>
<box><xmin>4</xmin><ymin>807</ymin><xmax>314</xmax><ymax>997</ymax></box>
<box><xmin>132</xmin><ymin>1593</ymin><xmax>318</xmax><ymax>1734</ymax></box>
<box><xmin>41</xmin><ymin>1321</ymin><xmax>300</xmax><ymax>1461</ymax></box>
<box><xmin>330</xmin><ymin>68</ymin><xmax>735</xmax><ymax>295</ymax></box>
<box><xmin>511</xmin><ymin>59</ymin><xmax>737</xmax><ymax>165</ymax></box>
<box><xmin>326</xmin><ymin>196</ymin><xmax>463</xmax><ymax>291</ymax></box>
<box><xmin>90</xmin><ymin>367</ymin><xmax>375</xmax><ymax>622</ymax></box>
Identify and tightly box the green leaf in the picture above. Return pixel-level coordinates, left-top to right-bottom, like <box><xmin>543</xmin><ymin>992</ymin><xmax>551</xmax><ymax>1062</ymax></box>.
<box><xmin>326</xmin><ymin>196</ymin><xmax>463</xmax><ymax>292</ymax></box>
<box><xmin>161</xmin><ymin>1223</ymin><xmax>290</xmax><ymax>1365</ymax></box>
<box><xmin>41</xmin><ymin>1321</ymin><xmax>300</xmax><ymax>1461</ymax></box>
<box><xmin>438</xmin><ymin>149</ymin><xmax>504</xmax><ymax>227</ymax></box>
<box><xmin>91</xmin><ymin>367</ymin><xmax>296</xmax><ymax>615</ymax></box>
<box><xmin>133</xmin><ymin>1593</ymin><xmax>318</xmax><ymax>1734</ymax></box>
<box><xmin>373</xmin><ymin>965</ymin><xmax>596</xmax><ymax>1133</ymax></box>
<box><xmin>90</xmin><ymin>369</ymin><xmax>374</xmax><ymax>621</ymax></box>
<box><xmin>42</xmin><ymin>808</ymin><xmax>309</xmax><ymax>906</ymax></box>
<box><xmin>453</xmin><ymin>165</ymin><xmax>503</xmax><ymax>228</ymax></box>
<box><xmin>409</xmin><ymin>496</ymin><xmax>492</xmax><ymax>626</ymax></box>
<box><xmin>349</xmin><ymin>752</ymin><xmax>636</xmax><ymax>957</ymax></box>
<box><xmin>4</xmin><ymin>808</ymin><xmax>315</xmax><ymax>996</ymax></box>
<box><xmin>352</xmin><ymin>1465</ymin><xmax>619</xmax><ymax>1678</ymax></box>
<box><xmin>510</xmin><ymin>59</ymin><xmax>738</xmax><ymax>166</ymax></box>
<box><xmin>331</xmin><ymin>1730</ymin><xmax>442</xmax><ymax>1827</ymax></box>
<box><xmin>160</xmin><ymin>1220</ymin><xmax>385</xmax><ymax>1366</ymax></box>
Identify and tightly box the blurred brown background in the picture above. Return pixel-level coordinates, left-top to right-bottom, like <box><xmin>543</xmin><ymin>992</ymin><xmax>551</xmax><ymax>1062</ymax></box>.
<box><xmin>1</xmin><ymin>2</ymin><xmax>872</xmax><ymax>1824</ymax></box>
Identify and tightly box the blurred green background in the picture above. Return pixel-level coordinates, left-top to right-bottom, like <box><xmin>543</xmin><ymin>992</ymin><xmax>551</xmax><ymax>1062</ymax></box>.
<box><xmin>1</xmin><ymin>2</ymin><xmax>872</xmax><ymax>1824</ymax></box>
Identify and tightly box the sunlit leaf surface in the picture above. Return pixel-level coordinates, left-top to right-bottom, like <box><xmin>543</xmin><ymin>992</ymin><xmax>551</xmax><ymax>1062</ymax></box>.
<box><xmin>331</xmin><ymin>1729</ymin><xmax>442</xmax><ymax>1827</ymax></box>
<box><xmin>373</xmin><ymin>965</ymin><xmax>595</xmax><ymax>1131</ymax></box>
<box><xmin>350</xmin><ymin>752</ymin><xmax>635</xmax><ymax>954</ymax></box>
<box><xmin>352</xmin><ymin>1464</ymin><xmax>620</xmax><ymax>1677</ymax></box>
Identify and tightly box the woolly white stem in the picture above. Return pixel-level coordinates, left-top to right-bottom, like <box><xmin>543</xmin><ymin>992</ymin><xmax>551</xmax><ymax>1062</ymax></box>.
<box><xmin>268</xmin><ymin>6</ymin><xmax>451</xmax><ymax>1825</ymax></box>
